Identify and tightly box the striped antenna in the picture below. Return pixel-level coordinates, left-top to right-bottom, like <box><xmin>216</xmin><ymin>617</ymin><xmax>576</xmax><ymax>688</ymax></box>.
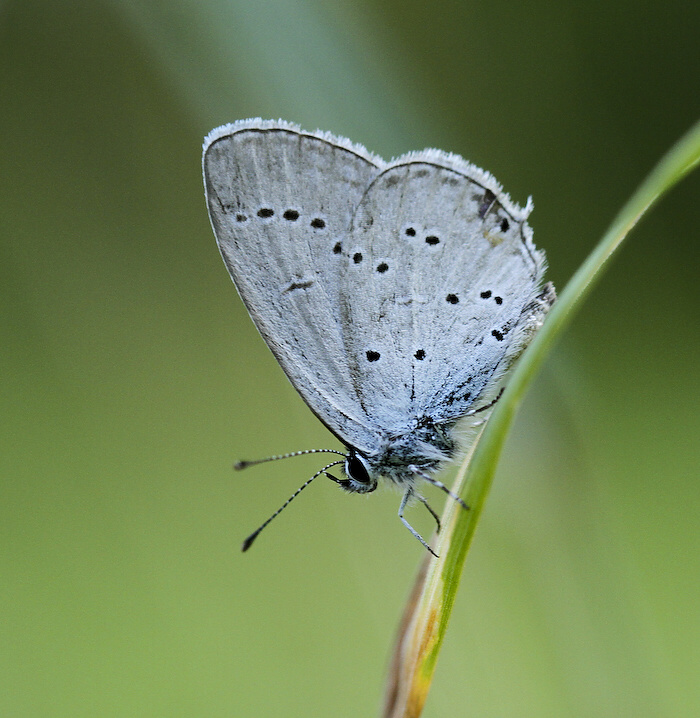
<box><xmin>241</xmin><ymin>459</ymin><xmax>345</xmax><ymax>552</ymax></box>
<box><xmin>234</xmin><ymin>448</ymin><xmax>346</xmax><ymax>470</ymax></box>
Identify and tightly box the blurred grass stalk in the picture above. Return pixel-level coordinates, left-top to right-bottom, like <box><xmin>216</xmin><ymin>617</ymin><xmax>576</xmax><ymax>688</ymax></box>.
<box><xmin>383</xmin><ymin>118</ymin><xmax>700</xmax><ymax>718</ymax></box>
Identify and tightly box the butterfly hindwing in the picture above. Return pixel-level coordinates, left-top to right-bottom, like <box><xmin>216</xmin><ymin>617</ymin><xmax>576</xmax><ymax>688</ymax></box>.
<box><xmin>341</xmin><ymin>150</ymin><xmax>548</xmax><ymax>427</ymax></box>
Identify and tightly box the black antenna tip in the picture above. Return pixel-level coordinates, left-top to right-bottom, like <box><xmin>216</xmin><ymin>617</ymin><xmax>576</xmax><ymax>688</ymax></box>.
<box><xmin>241</xmin><ymin>531</ymin><xmax>259</xmax><ymax>552</ymax></box>
<box><xmin>234</xmin><ymin>460</ymin><xmax>249</xmax><ymax>471</ymax></box>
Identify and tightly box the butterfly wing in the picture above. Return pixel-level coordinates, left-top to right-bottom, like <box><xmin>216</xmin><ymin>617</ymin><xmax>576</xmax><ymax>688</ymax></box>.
<box><xmin>203</xmin><ymin>119</ymin><xmax>386</xmax><ymax>453</ymax></box>
<box><xmin>340</xmin><ymin>149</ymin><xmax>552</xmax><ymax>429</ymax></box>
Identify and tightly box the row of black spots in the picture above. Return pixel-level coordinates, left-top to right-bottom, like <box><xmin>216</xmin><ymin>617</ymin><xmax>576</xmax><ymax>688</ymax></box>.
<box><xmin>351</xmin><ymin>254</ymin><xmax>390</xmax><ymax>275</ymax></box>
<box><xmin>233</xmin><ymin>208</ymin><xmax>326</xmax><ymax>228</ymax></box>
<box><xmin>331</xmin><ymin>244</ymin><xmax>388</xmax><ymax>273</ymax></box>
<box><xmin>403</xmin><ymin>226</ymin><xmax>440</xmax><ymax>246</ymax></box>
<box><xmin>366</xmin><ymin>349</ymin><xmax>431</xmax><ymax>363</ymax></box>
<box><xmin>479</xmin><ymin>290</ymin><xmax>503</xmax><ymax>305</ymax></box>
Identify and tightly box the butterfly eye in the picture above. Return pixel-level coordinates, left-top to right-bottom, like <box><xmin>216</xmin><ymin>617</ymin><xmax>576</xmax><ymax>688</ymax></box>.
<box><xmin>344</xmin><ymin>453</ymin><xmax>377</xmax><ymax>493</ymax></box>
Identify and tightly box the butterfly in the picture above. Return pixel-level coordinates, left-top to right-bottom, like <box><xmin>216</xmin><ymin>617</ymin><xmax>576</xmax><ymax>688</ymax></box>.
<box><xmin>203</xmin><ymin>119</ymin><xmax>555</xmax><ymax>555</ymax></box>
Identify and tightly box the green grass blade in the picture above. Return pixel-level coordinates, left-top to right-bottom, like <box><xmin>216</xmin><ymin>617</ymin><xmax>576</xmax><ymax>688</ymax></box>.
<box><xmin>383</xmin><ymin>117</ymin><xmax>700</xmax><ymax>718</ymax></box>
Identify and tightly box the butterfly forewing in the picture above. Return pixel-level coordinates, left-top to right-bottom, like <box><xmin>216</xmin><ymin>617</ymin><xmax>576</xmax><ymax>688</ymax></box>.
<box><xmin>203</xmin><ymin>121</ymin><xmax>386</xmax><ymax>453</ymax></box>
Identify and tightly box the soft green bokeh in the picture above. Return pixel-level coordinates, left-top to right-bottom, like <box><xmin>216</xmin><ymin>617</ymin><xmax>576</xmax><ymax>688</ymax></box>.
<box><xmin>1</xmin><ymin>1</ymin><xmax>698</xmax><ymax>716</ymax></box>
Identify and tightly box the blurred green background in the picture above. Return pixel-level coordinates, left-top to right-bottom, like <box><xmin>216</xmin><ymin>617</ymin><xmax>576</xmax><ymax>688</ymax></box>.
<box><xmin>2</xmin><ymin>1</ymin><xmax>699</xmax><ymax>716</ymax></box>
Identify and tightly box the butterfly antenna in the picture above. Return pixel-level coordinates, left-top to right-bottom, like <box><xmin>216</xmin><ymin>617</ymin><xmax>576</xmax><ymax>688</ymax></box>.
<box><xmin>234</xmin><ymin>448</ymin><xmax>346</xmax><ymax>471</ymax></box>
<box><xmin>241</xmin><ymin>460</ymin><xmax>345</xmax><ymax>552</ymax></box>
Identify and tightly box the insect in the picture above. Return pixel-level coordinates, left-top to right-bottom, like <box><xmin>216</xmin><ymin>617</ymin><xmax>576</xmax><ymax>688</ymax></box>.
<box><xmin>202</xmin><ymin>119</ymin><xmax>555</xmax><ymax>555</ymax></box>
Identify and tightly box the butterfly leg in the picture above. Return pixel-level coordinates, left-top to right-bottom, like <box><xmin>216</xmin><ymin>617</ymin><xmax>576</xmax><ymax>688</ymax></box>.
<box><xmin>415</xmin><ymin>493</ymin><xmax>441</xmax><ymax>533</ymax></box>
<box><xmin>398</xmin><ymin>489</ymin><xmax>438</xmax><ymax>558</ymax></box>
<box><xmin>408</xmin><ymin>466</ymin><xmax>469</xmax><ymax>512</ymax></box>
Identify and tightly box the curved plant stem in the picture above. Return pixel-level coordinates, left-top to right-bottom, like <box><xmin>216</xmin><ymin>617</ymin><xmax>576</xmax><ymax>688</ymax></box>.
<box><xmin>383</xmin><ymin>118</ymin><xmax>700</xmax><ymax>718</ymax></box>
